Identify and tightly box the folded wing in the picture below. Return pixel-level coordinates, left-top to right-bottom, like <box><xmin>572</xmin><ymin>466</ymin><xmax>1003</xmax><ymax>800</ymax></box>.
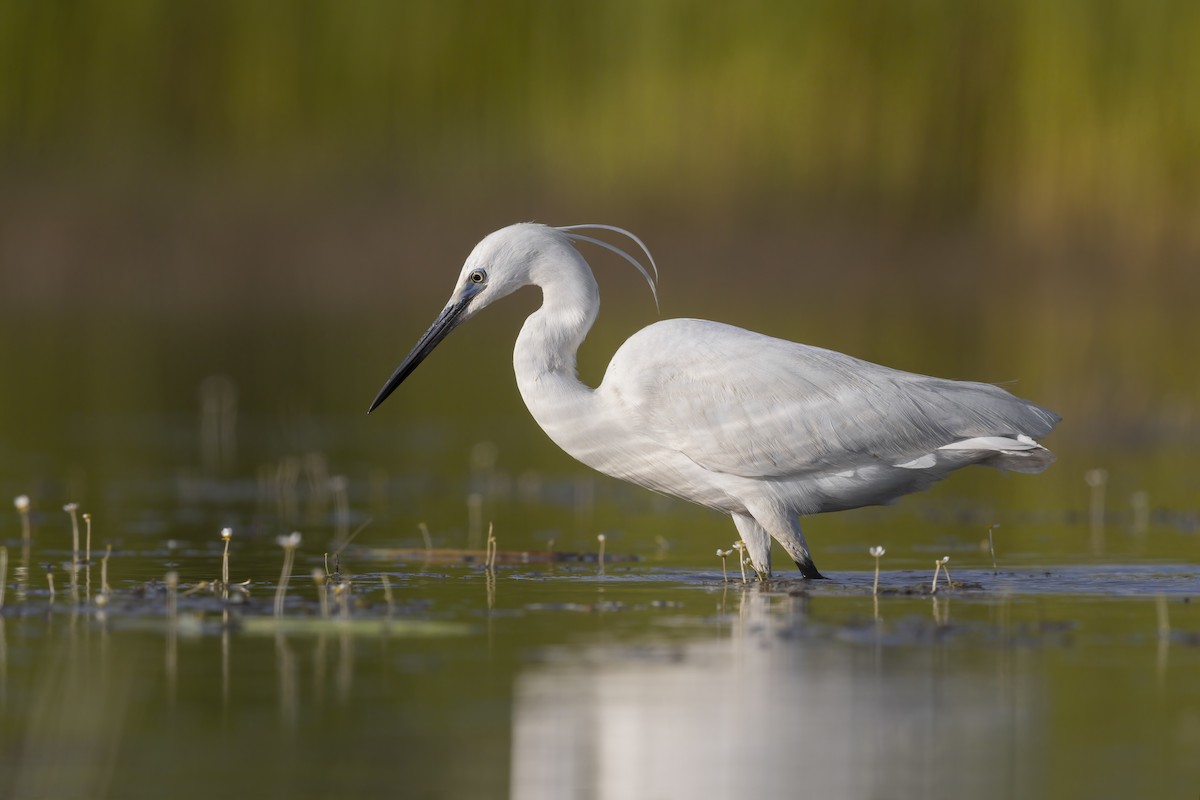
<box><xmin>603</xmin><ymin>319</ymin><xmax>1060</xmax><ymax>480</ymax></box>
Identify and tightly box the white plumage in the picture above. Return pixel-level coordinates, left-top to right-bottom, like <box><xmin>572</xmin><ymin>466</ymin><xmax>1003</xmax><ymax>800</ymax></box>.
<box><xmin>370</xmin><ymin>223</ymin><xmax>1060</xmax><ymax>579</ymax></box>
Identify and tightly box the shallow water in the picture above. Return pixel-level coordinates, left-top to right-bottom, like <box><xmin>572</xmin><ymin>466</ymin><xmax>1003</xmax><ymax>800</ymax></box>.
<box><xmin>1</xmin><ymin>302</ymin><xmax>1199</xmax><ymax>799</ymax></box>
<box><xmin>3</xmin><ymin>538</ymin><xmax>1200</xmax><ymax>799</ymax></box>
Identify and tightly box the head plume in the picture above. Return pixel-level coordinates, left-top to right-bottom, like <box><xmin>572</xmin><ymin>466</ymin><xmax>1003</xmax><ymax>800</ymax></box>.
<box><xmin>556</xmin><ymin>224</ymin><xmax>659</xmax><ymax>312</ymax></box>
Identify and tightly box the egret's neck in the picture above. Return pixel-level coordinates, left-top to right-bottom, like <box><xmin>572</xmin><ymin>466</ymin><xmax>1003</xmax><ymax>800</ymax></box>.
<box><xmin>513</xmin><ymin>263</ymin><xmax>599</xmax><ymax>425</ymax></box>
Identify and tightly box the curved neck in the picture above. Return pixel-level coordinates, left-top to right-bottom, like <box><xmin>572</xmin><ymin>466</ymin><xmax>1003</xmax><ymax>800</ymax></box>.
<box><xmin>513</xmin><ymin>260</ymin><xmax>599</xmax><ymax>424</ymax></box>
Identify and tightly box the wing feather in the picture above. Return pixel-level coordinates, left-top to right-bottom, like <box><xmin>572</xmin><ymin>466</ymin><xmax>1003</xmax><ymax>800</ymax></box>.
<box><xmin>601</xmin><ymin>319</ymin><xmax>1060</xmax><ymax>479</ymax></box>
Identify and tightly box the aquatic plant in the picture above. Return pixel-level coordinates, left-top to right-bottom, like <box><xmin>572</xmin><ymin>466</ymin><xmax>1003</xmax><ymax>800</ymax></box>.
<box><xmin>332</xmin><ymin>519</ymin><xmax>371</xmax><ymax>561</ymax></box>
<box><xmin>64</xmin><ymin>503</ymin><xmax>80</xmax><ymax>558</ymax></box>
<box><xmin>221</xmin><ymin>527</ymin><xmax>233</xmax><ymax>585</ymax></box>
<box><xmin>931</xmin><ymin>594</ymin><xmax>950</xmax><ymax>626</ymax></box>
<box><xmin>14</xmin><ymin>495</ymin><xmax>30</xmax><ymax>544</ymax></box>
<box><xmin>165</xmin><ymin>571</ymin><xmax>179</xmax><ymax>622</ymax></box>
<box><xmin>717</xmin><ymin>548</ymin><xmax>731</xmax><ymax>582</ymax></box>
<box><xmin>733</xmin><ymin>541</ymin><xmax>747</xmax><ymax>583</ymax></box>
<box><xmin>869</xmin><ymin>546</ymin><xmax>886</xmax><ymax>595</ymax></box>
<box><xmin>333</xmin><ymin>579</ymin><xmax>352</xmax><ymax>619</ymax></box>
<box><xmin>987</xmin><ymin>524</ymin><xmax>1000</xmax><ymax>573</ymax></box>
<box><xmin>100</xmin><ymin>543</ymin><xmax>112</xmax><ymax>596</ymax></box>
<box><xmin>485</xmin><ymin>523</ymin><xmax>498</xmax><ymax>569</ymax></box>
<box><xmin>381</xmin><ymin>574</ymin><xmax>395</xmax><ymax>617</ymax></box>
<box><xmin>596</xmin><ymin>533</ymin><xmax>606</xmax><ymax>571</ymax></box>
<box><xmin>83</xmin><ymin>513</ymin><xmax>93</xmax><ymax>563</ymax></box>
<box><xmin>274</xmin><ymin>531</ymin><xmax>302</xmax><ymax>617</ymax></box>
<box><xmin>931</xmin><ymin>556</ymin><xmax>952</xmax><ymax>593</ymax></box>
<box><xmin>312</xmin><ymin>568</ymin><xmax>330</xmax><ymax>618</ymax></box>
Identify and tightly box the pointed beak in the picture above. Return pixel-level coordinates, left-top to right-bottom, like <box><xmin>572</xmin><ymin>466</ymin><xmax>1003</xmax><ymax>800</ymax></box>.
<box><xmin>367</xmin><ymin>293</ymin><xmax>473</xmax><ymax>414</ymax></box>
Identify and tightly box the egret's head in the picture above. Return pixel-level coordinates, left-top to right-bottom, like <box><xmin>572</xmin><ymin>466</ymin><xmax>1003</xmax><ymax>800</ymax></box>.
<box><xmin>448</xmin><ymin>223</ymin><xmax>575</xmax><ymax>320</ymax></box>
<box><xmin>368</xmin><ymin>222</ymin><xmax>656</xmax><ymax>414</ymax></box>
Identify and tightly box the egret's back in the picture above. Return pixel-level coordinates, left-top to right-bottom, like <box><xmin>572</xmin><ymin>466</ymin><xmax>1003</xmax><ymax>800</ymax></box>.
<box><xmin>602</xmin><ymin>318</ymin><xmax>1059</xmax><ymax>489</ymax></box>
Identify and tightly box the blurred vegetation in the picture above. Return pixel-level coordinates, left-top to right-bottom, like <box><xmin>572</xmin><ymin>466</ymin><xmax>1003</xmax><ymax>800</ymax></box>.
<box><xmin>1</xmin><ymin>0</ymin><xmax>1198</xmax><ymax>237</ymax></box>
<box><xmin>0</xmin><ymin>0</ymin><xmax>1196</xmax><ymax>465</ymax></box>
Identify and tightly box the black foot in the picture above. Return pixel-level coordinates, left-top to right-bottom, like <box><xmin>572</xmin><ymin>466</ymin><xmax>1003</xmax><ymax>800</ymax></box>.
<box><xmin>795</xmin><ymin>558</ymin><xmax>827</xmax><ymax>580</ymax></box>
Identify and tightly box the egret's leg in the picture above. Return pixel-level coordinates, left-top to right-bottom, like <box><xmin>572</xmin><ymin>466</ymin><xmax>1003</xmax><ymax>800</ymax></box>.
<box><xmin>731</xmin><ymin>513</ymin><xmax>772</xmax><ymax>579</ymax></box>
<box><xmin>746</xmin><ymin>505</ymin><xmax>826</xmax><ymax>579</ymax></box>
<box><xmin>780</xmin><ymin>522</ymin><xmax>826</xmax><ymax>579</ymax></box>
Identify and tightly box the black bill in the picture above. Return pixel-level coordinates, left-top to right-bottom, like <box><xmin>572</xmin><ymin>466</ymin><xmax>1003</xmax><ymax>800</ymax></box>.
<box><xmin>367</xmin><ymin>295</ymin><xmax>472</xmax><ymax>414</ymax></box>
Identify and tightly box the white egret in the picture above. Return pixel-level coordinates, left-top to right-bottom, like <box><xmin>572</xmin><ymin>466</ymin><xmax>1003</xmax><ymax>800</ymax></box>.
<box><xmin>369</xmin><ymin>223</ymin><xmax>1059</xmax><ymax>579</ymax></box>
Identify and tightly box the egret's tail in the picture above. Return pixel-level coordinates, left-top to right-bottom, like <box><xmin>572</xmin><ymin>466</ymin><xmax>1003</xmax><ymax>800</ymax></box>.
<box><xmin>938</xmin><ymin>434</ymin><xmax>1056</xmax><ymax>474</ymax></box>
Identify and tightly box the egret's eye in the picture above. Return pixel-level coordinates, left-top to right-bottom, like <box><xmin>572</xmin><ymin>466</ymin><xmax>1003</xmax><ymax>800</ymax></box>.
<box><xmin>469</xmin><ymin>269</ymin><xmax>487</xmax><ymax>285</ymax></box>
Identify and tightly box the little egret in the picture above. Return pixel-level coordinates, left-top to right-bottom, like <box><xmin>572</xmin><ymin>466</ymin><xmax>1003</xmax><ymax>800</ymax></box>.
<box><xmin>369</xmin><ymin>223</ymin><xmax>1060</xmax><ymax>579</ymax></box>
